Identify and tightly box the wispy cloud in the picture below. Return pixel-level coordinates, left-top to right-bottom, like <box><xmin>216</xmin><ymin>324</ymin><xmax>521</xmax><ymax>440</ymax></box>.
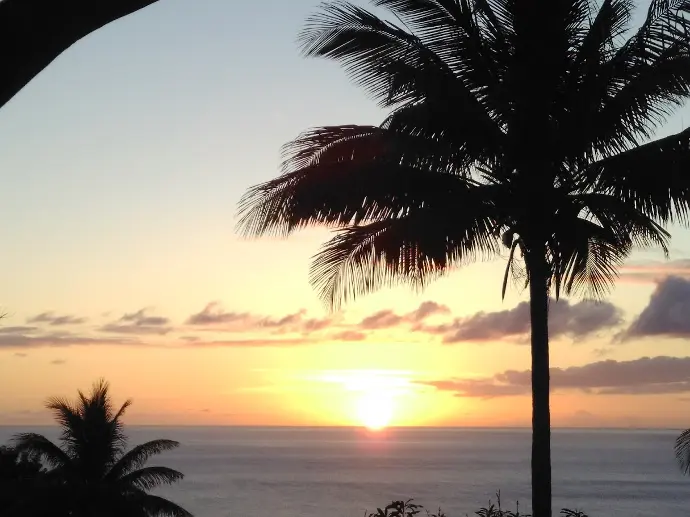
<box><xmin>331</xmin><ymin>330</ymin><xmax>366</xmax><ymax>342</ymax></box>
<box><xmin>0</xmin><ymin>326</ymin><xmax>39</xmax><ymax>334</ymax></box>
<box><xmin>358</xmin><ymin>301</ymin><xmax>450</xmax><ymax>330</ymax></box>
<box><xmin>186</xmin><ymin>302</ymin><xmax>330</xmax><ymax>334</ymax></box>
<box><xmin>421</xmin><ymin>356</ymin><xmax>690</xmax><ymax>398</ymax></box>
<box><xmin>50</xmin><ymin>359</ymin><xmax>67</xmax><ymax>365</ymax></box>
<box><xmin>186</xmin><ymin>302</ymin><xmax>250</xmax><ymax>325</ymax></box>
<box><xmin>27</xmin><ymin>312</ymin><xmax>87</xmax><ymax>326</ymax></box>
<box><xmin>99</xmin><ymin>308</ymin><xmax>172</xmax><ymax>336</ymax></box>
<box><xmin>187</xmin><ymin>338</ymin><xmax>310</xmax><ymax>348</ymax></box>
<box><xmin>0</xmin><ymin>332</ymin><xmax>139</xmax><ymax>349</ymax></box>
<box><xmin>619</xmin><ymin>259</ymin><xmax>690</xmax><ymax>283</ymax></box>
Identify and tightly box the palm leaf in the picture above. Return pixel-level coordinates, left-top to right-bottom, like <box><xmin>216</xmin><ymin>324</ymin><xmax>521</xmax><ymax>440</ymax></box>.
<box><xmin>134</xmin><ymin>494</ymin><xmax>193</xmax><ymax>517</ymax></box>
<box><xmin>106</xmin><ymin>440</ymin><xmax>180</xmax><ymax>481</ymax></box>
<box><xmin>237</xmin><ymin>125</ymin><xmax>482</xmax><ymax>238</ymax></box>
<box><xmin>372</xmin><ymin>0</ymin><xmax>511</xmax><ymax>126</ymax></box>
<box><xmin>118</xmin><ymin>466</ymin><xmax>184</xmax><ymax>491</ymax></box>
<box><xmin>676</xmin><ymin>428</ymin><xmax>690</xmax><ymax>474</ymax></box>
<box><xmin>587</xmin><ymin>127</ymin><xmax>690</xmax><ymax>223</ymax></box>
<box><xmin>547</xmin><ymin>191</ymin><xmax>669</xmax><ymax>299</ymax></box>
<box><xmin>11</xmin><ymin>433</ymin><xmax>71</xmax><ymax>469</ymax></box>
<box><xmin>299</xmin><ymin>0</ymin><xmax>503</xmax><ymax>142</ymax></box>
<box><xmin>310</xmin><ymin>200</ymin><xmax>499</xmax><ymax>308</ymax></box>
<box><xmin>588</xmin><ymin>0</ymin><xmax>690</xmax><ymax>151</ymax></box>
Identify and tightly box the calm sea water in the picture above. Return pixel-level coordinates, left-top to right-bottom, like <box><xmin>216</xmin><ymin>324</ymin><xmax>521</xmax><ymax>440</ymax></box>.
<box><xmin>1</xmin><ymin>427</ymin><xmax>688</xmax><ymax>517</ymax></box>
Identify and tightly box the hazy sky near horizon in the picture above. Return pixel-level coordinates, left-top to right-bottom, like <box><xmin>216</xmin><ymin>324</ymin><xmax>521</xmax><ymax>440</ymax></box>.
<box><xmin>2</xmin><ymin>0</ymin><xmax>690</xmax><ymax>429</ymax></box>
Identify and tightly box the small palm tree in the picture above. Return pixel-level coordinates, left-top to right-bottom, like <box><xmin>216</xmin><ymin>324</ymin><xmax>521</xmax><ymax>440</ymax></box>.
<box><xmin>12</xmin><ymin>379</ymin><xmax>191</xmax><ymax>517</ymax></box>
<box><xmin>237</xmin><ymin>1</ymin><xmax>690</xmax><ymax>516</ymax></box>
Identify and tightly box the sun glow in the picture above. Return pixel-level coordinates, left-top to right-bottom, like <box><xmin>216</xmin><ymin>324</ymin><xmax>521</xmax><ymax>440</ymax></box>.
<box><xmin>307</xmin><ymin>369</ymin><xmax>423</xmax><ymax>428</ymax></box>
<box><xmin>356</xmin><ymin>392</ymin><xmax>395</xmax><ymax>430</ymax></box>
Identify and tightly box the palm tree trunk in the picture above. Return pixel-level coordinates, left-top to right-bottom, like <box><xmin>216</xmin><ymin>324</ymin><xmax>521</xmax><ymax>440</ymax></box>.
<box><xmin>528</xmin><ymin>251</ymin><xmax>552</xmax><ymax>517</ymax></box>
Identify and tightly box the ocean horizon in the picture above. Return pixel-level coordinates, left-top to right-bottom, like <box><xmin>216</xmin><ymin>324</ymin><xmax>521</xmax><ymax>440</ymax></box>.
<box><xmin>2</xmin><ymin>426</ymin><xmax>688</xmax><ymax>517</ymax></box>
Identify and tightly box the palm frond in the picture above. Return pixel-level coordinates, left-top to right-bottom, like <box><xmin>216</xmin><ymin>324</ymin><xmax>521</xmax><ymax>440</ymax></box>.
<box><xmin>237</xmin><ymin>125</ymin><xmax>479</xmax><ymax>238</ymax></box>
<box><xmin>589</xmin><ymin>0</ymin><xmax>690</xmax><ymax>151</ymax></box>
<box><xmin>587</xmin><ymin>127</ymin><xmax>690</xmax><ymax>223</ymax></box>
<box><xmin>11</xmin><ymin>433</ymin><xmax>71</xmax><ymax>469</ymax></box>
<box><xmin>299</xmin><ymin>1</ymin><xmax>503</xmax><ymax>140</ymax></box>
<box><xmin>310</xmin><ymin>199</ymin><xmax>499</xmax><ymax>308</ymax></box>
<box><xmin>132</xmin><ymin>494</ymin><xmax>193</xmax><ymax>517</ymax></box>
<box><xmin>561</xmin><ymin>0</ymin><xmax>634</xmax><ymax>158</ymax></box>
<box><xmin>372</xmin><ymin>0</ymin><xmax>511</xmax><ymax>126</ymax></box>
<box><xmin>381</xmin><ymin>99</ymin><xmax>504</xmax><ymax>164</ymax></box>
<box><xmin>501</xmin><ymin>237</ymin><xmax>522</xmax><ymax>300</ymax></box>
<box><xmin>552</xmin><ymin>218</ymin><xmax>629</xmax><ymax>300</ymax></box>
<box><xmin>118</xmin><ymin>466</ymin><xmax>184</xmax><ymax>491</ymax></box>
<box><xmin>106</xmin><ymin>440</ymin><xmax>180</xmax><ymax>481</ymax></box>
<box><xmin>549</xmin><ymin>192</ymin><xmax>670</xmax><ymax>300</ymax></box>
<box><xmin>675</xmin><ymin>428</ymin><xmax>690</xmax><ymax>474</ymax></box>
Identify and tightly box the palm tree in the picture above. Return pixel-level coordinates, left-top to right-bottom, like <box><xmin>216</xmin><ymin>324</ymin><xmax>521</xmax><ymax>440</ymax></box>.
<box><xmin>236</xmin><ymin>1</ymin><xmax>690</xmax><ymax>515</ymax></box>
<box><xmin>12</xmin><ymin>379</ymin><xmax>191</xmax><ymax>517</ymax></box>
<box><xmin>0</xmin><ymin>0</ymin><xmax>161</xmax><ymax>110</ymax></box>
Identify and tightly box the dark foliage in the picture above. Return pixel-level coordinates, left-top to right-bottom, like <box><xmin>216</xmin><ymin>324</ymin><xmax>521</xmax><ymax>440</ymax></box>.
<box><xmin>0</xmin><ymin>0</ymin><xmax>160</xmax><ymax>110</ymax></box>
<box><xmin>369</xmin><ymin>497</ymin><xmax>588</xmax><ymax>517</ymax></box>
<box><xmin>9</xmin><ymin>379</ymin><xmax>191</xmax><ymax>517</ymax></box>
<box><xmin>0</xmin><ymin>446</ymin><xmax>46</xmax><ymax>513</ymax></box>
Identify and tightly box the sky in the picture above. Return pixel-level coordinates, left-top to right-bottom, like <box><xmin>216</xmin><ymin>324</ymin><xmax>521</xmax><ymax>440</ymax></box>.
<box><xmin>1</xmin><ymin>0</ymin><xmax>690</xmax><ymax>429</ymax></box>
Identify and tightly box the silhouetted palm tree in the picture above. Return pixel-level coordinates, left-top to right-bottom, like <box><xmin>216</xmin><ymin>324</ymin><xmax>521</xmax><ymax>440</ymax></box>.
<box><xmin>0</xmin><ymin>0</ymin><xmax>161</xmax><ymax>110</ymax></box>
<box><xmin>237</xmin><ymin>1</ymin><xmax>690</xmax><ymax>515</ymax></box>
<box><xmin>12</xmin><ymin>379</ymin><xmax>191</xmax><ymax>517</ymax></box>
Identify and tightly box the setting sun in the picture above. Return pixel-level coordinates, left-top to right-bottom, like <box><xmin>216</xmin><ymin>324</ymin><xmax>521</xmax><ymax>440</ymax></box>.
<box><xmin>356</xmin><ymin>392</ymin><xmax>395</xmax><ymax>430</ymax></box>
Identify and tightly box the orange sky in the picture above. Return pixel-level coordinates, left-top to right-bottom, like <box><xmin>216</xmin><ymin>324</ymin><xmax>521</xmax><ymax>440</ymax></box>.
<box><xmin>3</xmin><ymin>231</ymin><xmax>690</xmax><ymax>429</ymax></box>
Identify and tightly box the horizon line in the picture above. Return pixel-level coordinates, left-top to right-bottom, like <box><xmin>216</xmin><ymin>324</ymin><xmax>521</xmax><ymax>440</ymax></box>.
<box><xmin>0</xmin><ymin>424</ymin><xmax>684</xmax><ymax>431</ymax></box>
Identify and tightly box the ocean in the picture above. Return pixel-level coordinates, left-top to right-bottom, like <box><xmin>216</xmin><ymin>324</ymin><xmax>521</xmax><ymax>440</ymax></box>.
<box><xmin>0</xmin><ymin>426</ymin><xmax>688</xmax><ymax>517</ymax></box>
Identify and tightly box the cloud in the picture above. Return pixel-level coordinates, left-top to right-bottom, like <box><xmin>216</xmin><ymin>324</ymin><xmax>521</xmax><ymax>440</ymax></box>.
<box><xmin>332</xmin><ymin>330</ymin><xmax>366</xmax><ymax>341</ymax></box>
<box><xmin>186</xmin><ymin>302</ymin><xmax>251</xmax><ymax>325</ymax></box>
<box><xmin>408</xmin><ymin>301</ymin><xmax>450</xmax><ymax>321</ymax></box>
<box><xmin>187</xmin><ymin>338</ymin><xmax>309</xmax><ymax>348</ymax></box>
<box><xmin>623</xmin><ymin>276</ymin><xmax>690</xmax><ymax>340</ymax></box>
<box><xmin>27</xmin><ymin>312</ymin><xmax>87</xmax><ymax>326</ymax></box>
<box><xmin>358</xmin><ymin>301</ymin><xmax>450</xmax><ymax>330</ymax></box>
<box><xmin>359</xmin><ymin>310</ymin><xmax>403</xmax><ymax>330</ymax></box>
<box><xmin>432</xmin><ymin>299</ymin><xmax>622</xmax><ymax>343</ymax></box>
<box><xmin>619</xmin><ymin>259</ymin><xmax>690</xmax><ymax>283</ymax></box>
<box><xmin>0</xmin><ymin>332</ymin><xmax>138</xmax><ymax>349</ymax></box>
<box><xmin>302</xmin><ymin>317</ymin><xmax>333</xmax><ymax>331</ymax></box>
<box><xmin>14</xmin><ymin>352</ymin><xmax>27</xmax><ymax>358</ymax></box>
<box><xmin>186</xmin><ymin>302</ymin><xmax>333</xmax><ymax>335</ymax></box>
<box><xmin>421</xmin><ymin>356</ymin><xmax>690</xmax><ymax>398</ymax></box>
<box><xmin>0</xmin><ymin>326</ymin><xmax>39</xmax><ymax>334</ymax></box>
<box><xmin>99</xmin><ymin>309</ymin><xmax>172</xmax><ymax>335</ymax></box>
<box><xmin>179</xmin><ymin>336</ymin><xmax>200</xmax><ymax>342</ymax></box>
<box><xmin>50</xmin><ymin>359</ymin><xmax>66</xmax><ymax>365</ymax></box>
